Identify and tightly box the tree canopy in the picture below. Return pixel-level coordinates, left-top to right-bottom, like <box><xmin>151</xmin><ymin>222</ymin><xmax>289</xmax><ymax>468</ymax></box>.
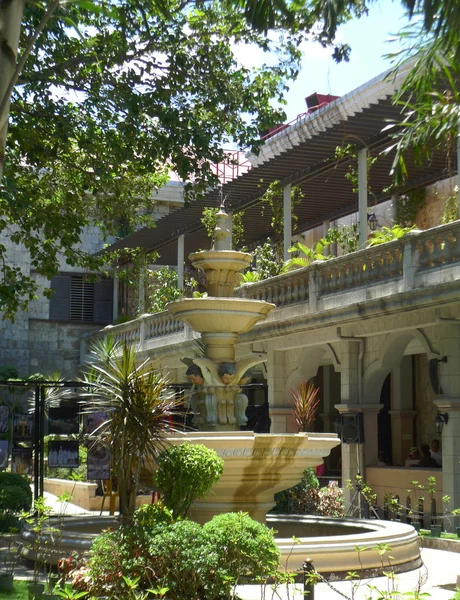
<box><xmin>0</xmin><ymin>0</ymin><xmax>369</xmax><ymax>319</ymax></box>
<box><xmin>0</xmin><ymin>0</ymin><xmax>459</xmax><ymax>320</ymax></box>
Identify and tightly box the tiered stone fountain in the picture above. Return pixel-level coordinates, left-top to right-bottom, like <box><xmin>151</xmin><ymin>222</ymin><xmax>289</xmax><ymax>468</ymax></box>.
<box><xmin>166</xmin><ymin>205</ymin><xmax>340</xmax><ymax>523</ymax></box>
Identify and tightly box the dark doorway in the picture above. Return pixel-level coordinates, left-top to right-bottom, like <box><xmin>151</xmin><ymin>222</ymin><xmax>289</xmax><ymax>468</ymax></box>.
<box><xmin>378</xmin><ymin>374</ymin><xmax>392</xmax><ymax>465</ymax></box>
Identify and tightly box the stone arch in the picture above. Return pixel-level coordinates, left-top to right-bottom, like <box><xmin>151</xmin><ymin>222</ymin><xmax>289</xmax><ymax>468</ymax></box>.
<box><xmin>363</xmin><ymin>329</ymin><xmax>439</xmax><ymax>404</ymax></box>
<box><xmin>284</xmin><ymin>343</ymin><xmax>341</xmax><ymax>402</ymax></box>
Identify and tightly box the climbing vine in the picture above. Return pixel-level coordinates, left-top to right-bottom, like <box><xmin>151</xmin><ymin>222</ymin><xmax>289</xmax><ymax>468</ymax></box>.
<box><xmin>259</xmin><ymin>180</ymin><xmax>303</xmax><ymax>236</ymax></box>
<box><xmin>395</xmin><ymin>187</ymin><xmax>426</xmax><ymax>226</ymax></box>
<box><xmin>334</xmin><ymin>144</ymin><xmax>378</xmax><ymax>194</ymax></box>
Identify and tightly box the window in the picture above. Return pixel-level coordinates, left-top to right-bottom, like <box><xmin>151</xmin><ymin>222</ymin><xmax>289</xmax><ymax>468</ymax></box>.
<box><xmin>49</xmin><ymin>275</ymin><xmax>113</xmax><ymax>324</ymax></box>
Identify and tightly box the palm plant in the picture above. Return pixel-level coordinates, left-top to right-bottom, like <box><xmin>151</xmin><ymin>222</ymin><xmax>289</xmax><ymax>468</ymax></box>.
<box><xmin>81</xmin><ymin>337</ymin><xmax>184</xmax><ymax>525</ymax></box>
<box><xmin>290</xmin><ymin>381</ymin><xmax>320</xmax><ymax>432</ymax></box>
<box><xmin>282</xmin><ymin>240</ymin><xmax>330</xmax><ymax>272</ymax></box>
<box><xmin>366</xmin><ymin>225</ymin><xmax>414</xmax><ymax>247</ymax></box>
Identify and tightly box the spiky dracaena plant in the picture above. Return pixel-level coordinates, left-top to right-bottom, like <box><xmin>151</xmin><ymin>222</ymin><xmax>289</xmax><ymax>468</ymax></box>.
<box><xmin>290</xmin><ymin>381</ymin><xmax>320</xmax><ymax>432</ymax></box>
<box><xmin>81</xmin><ymin>337</ymin><xmax>183</xmax><ymax>525</ymax></box>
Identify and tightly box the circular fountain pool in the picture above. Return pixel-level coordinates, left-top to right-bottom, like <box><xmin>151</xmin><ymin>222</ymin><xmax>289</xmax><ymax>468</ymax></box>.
<box><xmin>23</xmin><ymin>514</ymin><xmax>421</xmax><ymax>578</ymax></box>
<box><xmin>269</xmin><ymin>514</ymin><xmax>421</xmax><ymax>576</ymax></box>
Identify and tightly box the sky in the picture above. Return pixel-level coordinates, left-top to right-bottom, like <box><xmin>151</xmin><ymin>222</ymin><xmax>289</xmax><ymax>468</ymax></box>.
<box><xmin>263</xmin><ymin>1</ymin><xmax>410</xmax><ymax>121</ymax></box>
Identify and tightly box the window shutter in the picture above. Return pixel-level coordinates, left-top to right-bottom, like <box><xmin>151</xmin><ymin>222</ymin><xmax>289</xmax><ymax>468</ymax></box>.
<box><xmin>49</xmin><ymin>276</ymin><xmax>71</xmax><ymax>321</ymax></box>
<box><xmin>93</xmin><ymin>279</ymin><xmax>113</xmax><ymax>324</ymax></box>
<box><xmin>70</xmin><ymin>276</ymin><xmax>94</xmax><ymax>322</ymax></box>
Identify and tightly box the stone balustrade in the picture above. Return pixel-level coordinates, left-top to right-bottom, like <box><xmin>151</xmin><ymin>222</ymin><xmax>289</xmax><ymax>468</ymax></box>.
<box><xmin>237</xmin><ymin>221</ymin><xmax>460</xmax><ymax>309</ymax></box>
<box><xmin>83</xmin><ymin>221</ymin><xmax>460</xmax><ymax>358</ymax></box>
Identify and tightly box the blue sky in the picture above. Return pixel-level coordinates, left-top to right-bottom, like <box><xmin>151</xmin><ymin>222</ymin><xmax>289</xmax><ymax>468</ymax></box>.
<box><xmin>281</xmin><ymin>2</ymin><xmax>409</xmax><ymax>120</ymax></box>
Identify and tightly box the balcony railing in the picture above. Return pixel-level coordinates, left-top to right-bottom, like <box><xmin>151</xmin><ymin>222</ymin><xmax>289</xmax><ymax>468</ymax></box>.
<box><xmin>82</xmin><ymin>221</ymin><xmax>460</xmax><ymax>359</ymax></box>
<box><xmin>237</xmin><ymin>221</ymin><xmax>460</xmax><ymax>311</ymax></box>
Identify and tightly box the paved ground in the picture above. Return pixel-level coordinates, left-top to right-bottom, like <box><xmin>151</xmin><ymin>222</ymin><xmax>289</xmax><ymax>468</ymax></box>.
<box><xmin>20</xmin><ymin>492</ymin><xmax>460</xmax><ymax>598</ymax></box>
<box><xmin>236</xmin><ymin>548</ymin><xmax>460</xmax><ymax>599</ymax></box>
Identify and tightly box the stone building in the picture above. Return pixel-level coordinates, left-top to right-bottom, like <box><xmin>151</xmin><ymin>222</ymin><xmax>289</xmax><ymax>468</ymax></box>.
<box><xmin>82</xmin><ymin>67</ymin><xmax>460</xmax><ymax>520</ymax></box>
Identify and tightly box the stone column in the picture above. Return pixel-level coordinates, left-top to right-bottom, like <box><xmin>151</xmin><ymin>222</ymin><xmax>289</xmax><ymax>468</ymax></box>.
<box><xmin>177</xmin><ymin>233</ymin><xmax>185</xmax><ymax>291</ymax></box>
<box><xmin>336</xmin><ymin>341</ymin><xmax>363</xmax><ymax>509</ymax></box>
<box><xmin>436</xmin><ymin>324</ymin><xmax>460</xmax><ymax>528</ymax></box>
<box><xmin>358</xmin><ymin>148</ymin><xmax>368</xmax><ymax>247</ymax></box>
<box><xmin>138</xmin><ymin>268</ymin><xmax>145</xmax><ymax>314</ymax></box>
<box><xmin>267</xmin><ymin>349</ymin><xmax>288</xmax><ymax>432</ymax></box>
<box><xmin>112</xmin><ymin>272</ymin><xmax>119</xmax><ymax>322</ymax></box>
<box><xmin>283</xmin><ymin>184</ymin><xmax>292</xmax><ymax>262</ymax></box>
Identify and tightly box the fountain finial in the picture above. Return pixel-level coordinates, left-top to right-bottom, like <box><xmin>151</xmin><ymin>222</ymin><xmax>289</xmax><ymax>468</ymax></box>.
<box><xmin>213</xmin><ymin>189</ymin><xmax>232</xmax><ymax>251</ymax></box>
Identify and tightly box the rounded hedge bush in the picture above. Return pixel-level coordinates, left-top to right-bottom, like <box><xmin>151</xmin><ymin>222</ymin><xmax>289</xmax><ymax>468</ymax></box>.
<box><xmin>0</xmin><ymin>472</ymin><xmax>32</xmax><ymax>511</ymax></box>
<box><xmin>155</xmin><ymin>442</ymin><xmax>224</xmax><ymax>518</ymax></box>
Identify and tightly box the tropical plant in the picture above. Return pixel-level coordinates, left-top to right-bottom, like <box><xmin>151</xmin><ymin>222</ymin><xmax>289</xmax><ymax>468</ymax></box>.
<box><xmin>27</xmin><ymin>371</ymin><xmax>71</xmax><ymax>416</ymax></box>
<box><xmin>283</xmin><ymin>240</ymin><xmax>330</xmax><ymax>272</ymax></box>
<box><xmin>155</xmin><ymin>442</ymin><xmax>224</xmax><ymax>518</ymax></box>
<box><xmin>241</xmin><ymin>240</ymin><xmax>284</xmax><ymax>283</ymax></box>
<box><xmin>81</xmin><ymin>337</ymin><xmax>183</xmax><ymax>525</ymax></box>
<box><xmin>324</xmin><ymin>223</ymin><xmax>360</xmax><ymax>255</ymax></box>
<box><xmin>366</xmin><ymin>225</ymin><xmax>415</xmax><ymax>247</ymax></box>
<box><xmin>387</xmin><ymin>15</ymin><xmax>460</xmax><ymax>185</ymax></box>
<box><xmin>289</xmin><ymin>381</ymin><xmax>321</xmax><ymax>432</ymax></box>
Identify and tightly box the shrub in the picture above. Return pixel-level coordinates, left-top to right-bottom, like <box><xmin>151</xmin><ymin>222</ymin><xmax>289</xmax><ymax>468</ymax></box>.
<box><xmin>272</xmin><ymin>467</ymin><xmax>320</xmax><ymax>515</ymax></box>
<box><xmin>0</xmin><ymin>472</ymin><xmax>32</xmax><ymax>511</ymax></box>
<box><xmin>0</xmin><ymin>485</ymin><xmax>31</xmax><ymax>514</ymax></box>
<box><xmin>0</xmin><ymin>512</ymin><xmax>21</xmax><ymax>533</ymax></box>
<box><xmin>155</xmin><ymin>442</ymin><xmax>224</xmax><ymax>518</ymax></box>
<box><xmin>84</xmin><ymin>510</ymin><xmax>280</xmax><ymax>599</ymax></box>
<box><xmin>204</xmin><ymin>512</ymin><xmax>280</xmax><ymax>586</ymax></box>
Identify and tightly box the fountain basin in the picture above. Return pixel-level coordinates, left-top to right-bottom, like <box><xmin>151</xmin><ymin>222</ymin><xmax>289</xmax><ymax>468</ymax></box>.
<box><xmin>26</xmin><ymin>514</ymin><xmax>421</xmax><ymax>577</ymax></box>
<box><xmin>166</xmin><ymin>297</ymin><xmax>276</xmax><ymax>334</ymax></box>
<box><xmin>269</xmin><ymin>515</ymin><xmax>421</xmax><ymax>575</ymax></box>
<box><xmin>164</xmin><ymin>431</ymin><xmax>340</xmax><ymax>524</ymax></box>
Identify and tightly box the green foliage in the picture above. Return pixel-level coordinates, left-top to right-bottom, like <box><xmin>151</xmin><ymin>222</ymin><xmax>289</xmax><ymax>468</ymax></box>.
<box><xmin>0</xmin><ymin>486</ymin><xmax>31</xmax><ymax>515</ymax></box>
<box><xmin>201</xmin><ymin>207</ymin><xmax>245</xmax><ymax>249</ymax></box>
<box><xmin>324</xmin><ymin>223</ymin><xmax>360</xmax><ymax>254</ymax></box>
<box><xmin>367</xmin><ymin>225</ymin><xmax>415</xmax><ymax>247</ymax></box>
<box><xmin>0</xmin><ymin>473</ymin><xmax>32</xmax><ymax>512</ymax></box>
<box><xmin>145</xmin><ymin>268</ymin><xmax>182</xmax><ymax>314</ymax></box>
<box><xmin>203</xmin><ymin>512</ymin><xmax>280</xmax><ymax>584</ymax></box>
<box><xmin>441</xmin><ymin>186</ymin><xmax>459</xmax><ymax>224</ymax></box>
<box><xmin>241</xmin><ymin>240</ymin><xmax>283</xmax><ymax>283</ymax></box>
<box><xmin>145</xmin><ymin>267</ymin><xmax>199</xmax><ymax>314</ymax></box>
<box><xmin>273</xmin><ymin>469</ymin><xmax>344</xmax><ymax>517</ymax></box>
<box><xmin>155</xmin><ymin>442</ymin><xmax>224</xmax><ymax>518</ymax></box>
<box><xmin>272</xmin><ymin>467</ymin><xmax>319</xmax><ymax>515</ymax></box>
<box><xmin>387</xmin><ymin>16</ymin><xmax>460</xmax><ymax>185</ymax></box>
<box><xmin>283</xmin><ymin>240</ymin><xmax>329</xmax><ymax>272</ymax></box>
<box><xmin>86</xmin><ymin>509</ymin><xmax>279</xmax><ymax>599</ymax></box>
<box><xmin>334</xmin><ymin>144</ymin><xmax>378</xmax><ymax>194</ymax></box>
<box><xmin>259</xmin><ymin>180</ymin><xmax>303</xmax><ymax>236</ymax></box>
<box><xmin>1</xmin><ymin>0</ymin><xmax>320</xmax><ymax>320</ymax></box>
<box><xmin>395</xmin><ymin>188</ymin><xmax>426</xmax><ymax>227</ymax></box>
<box><xmin>0</xmin><ymin>367</ymin><xmax>19</xmax><ymax>380</ymax></box>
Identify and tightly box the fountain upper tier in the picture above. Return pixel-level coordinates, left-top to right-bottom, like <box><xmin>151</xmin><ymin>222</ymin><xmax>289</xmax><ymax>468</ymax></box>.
<box><xmin>167</xmin><ymin>206</ymin><xmax>275</xmax><ymax>363</ymax></box>
<box><xmin>188</xmin><ymin>250</ymin><xmax>252</xmax><ymax>297</ymax></box>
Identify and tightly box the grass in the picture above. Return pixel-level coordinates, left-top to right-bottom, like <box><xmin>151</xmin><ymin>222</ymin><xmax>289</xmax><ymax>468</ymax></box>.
<box><xmin>0</xmin><ymin>580</ymin><xmax>28</xmax><ymax>600</ymax></box>
<box><xmin>419</xmin><ymin>529</ymin><xmax>460</xmax><ymax>540</ymax></box>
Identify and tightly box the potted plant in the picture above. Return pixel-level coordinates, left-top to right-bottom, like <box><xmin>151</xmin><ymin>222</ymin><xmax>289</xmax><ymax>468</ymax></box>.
<box><xmin>427</xmin><ymin>476</ymin><xmax>442</xmax><ymax>537</ymax></box>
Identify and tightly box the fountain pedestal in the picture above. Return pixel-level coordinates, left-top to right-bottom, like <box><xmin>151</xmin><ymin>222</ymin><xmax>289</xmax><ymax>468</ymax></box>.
<box><xmin>167</xmin><ymin>431</ymin><xmax>339</xmax><ymax>524</ymax></box>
